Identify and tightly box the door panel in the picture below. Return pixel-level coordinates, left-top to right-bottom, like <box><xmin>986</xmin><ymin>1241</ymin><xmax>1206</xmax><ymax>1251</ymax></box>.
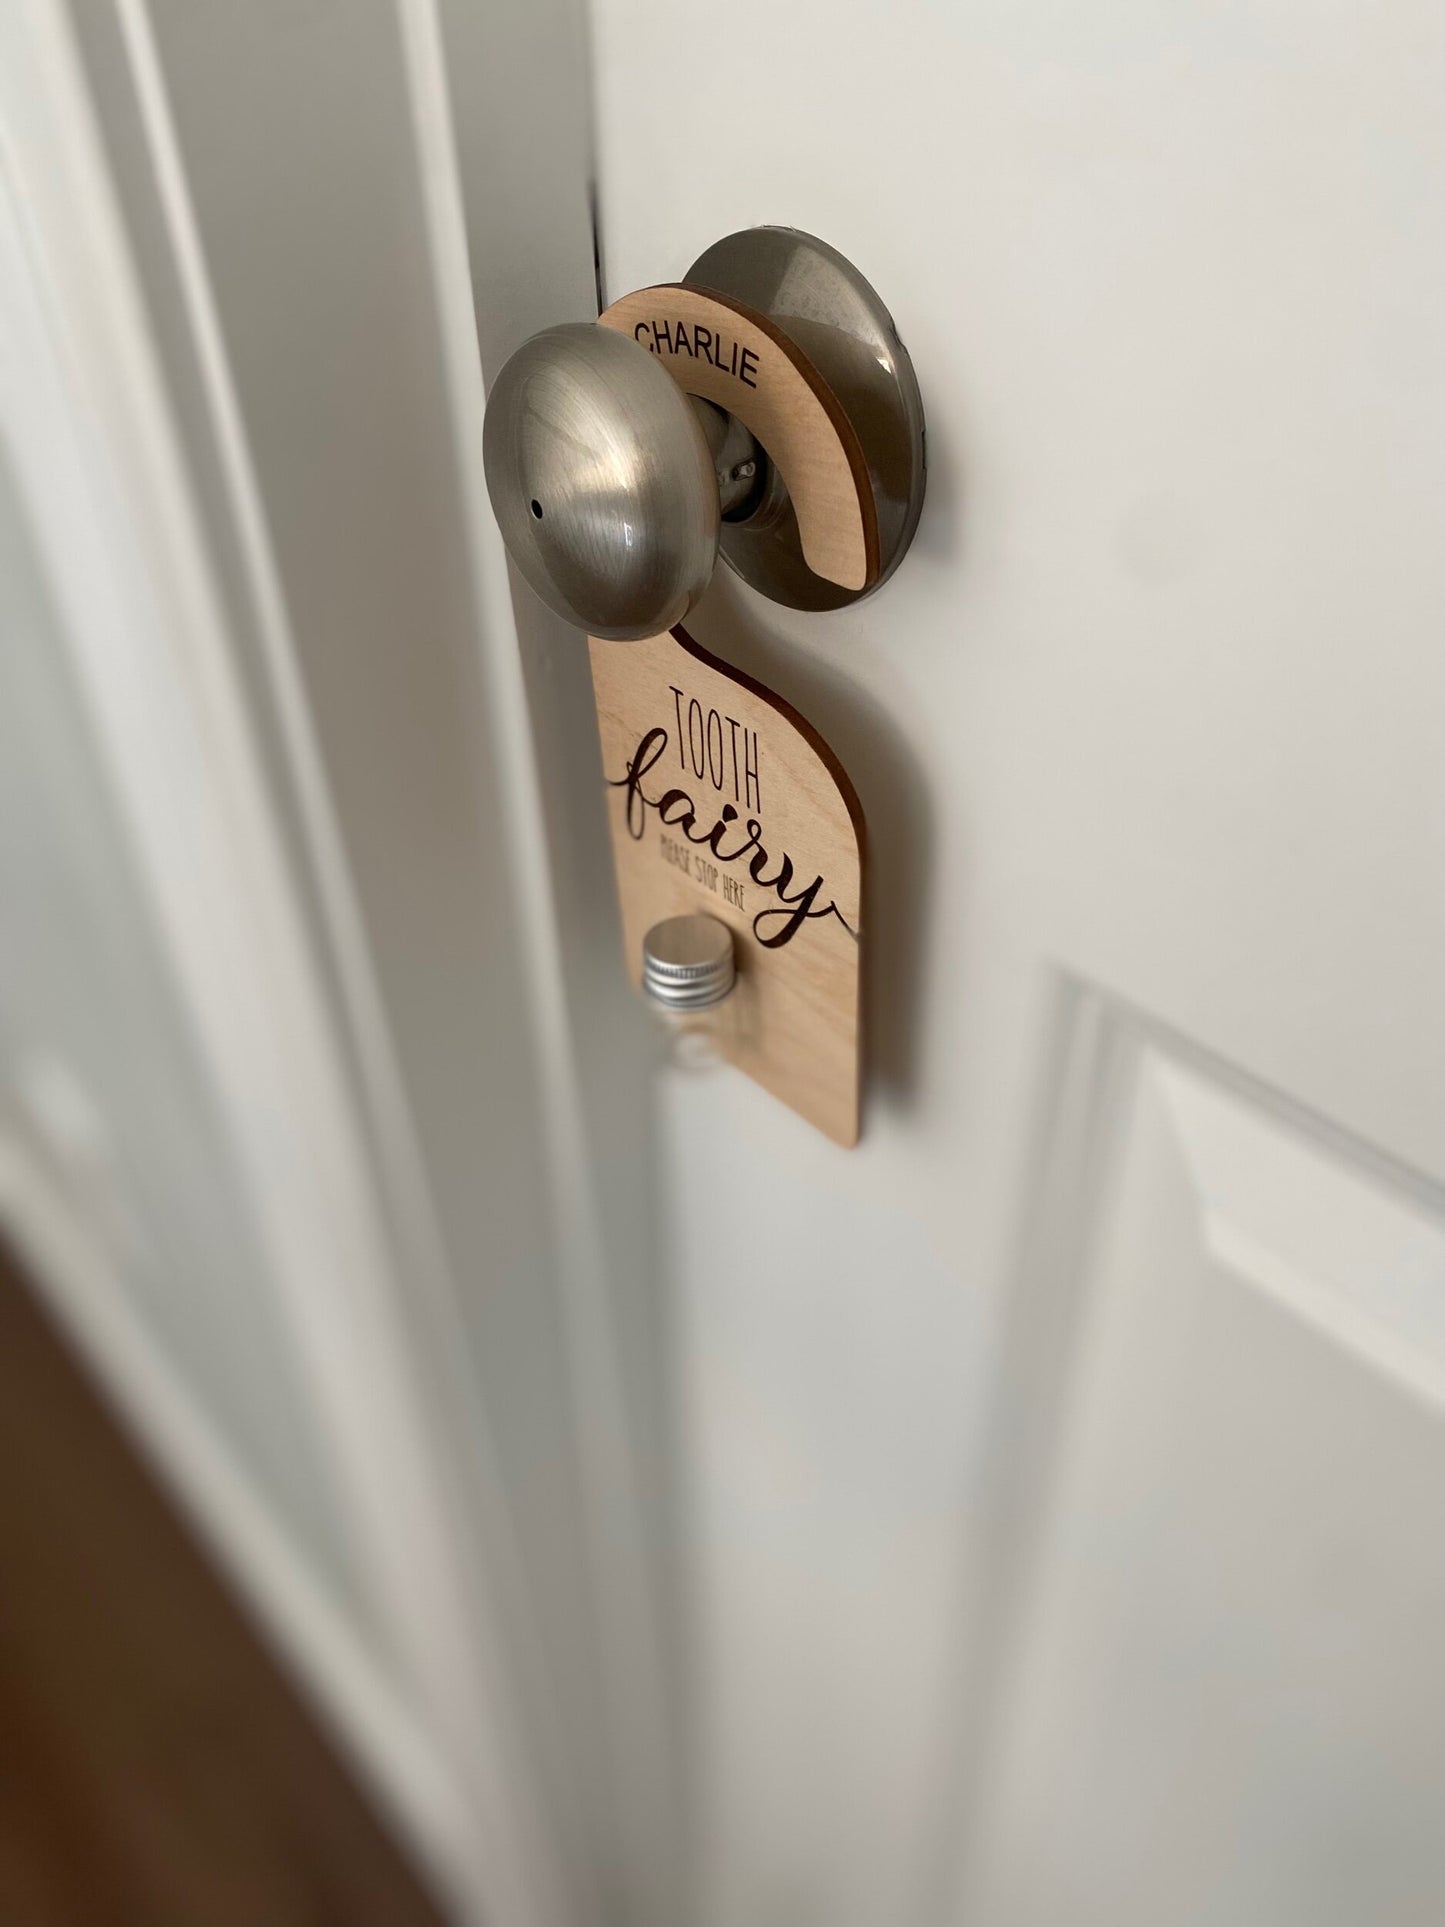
<box><xmin>590</xmin><ymin>0</ymin><xmax>1445</xmax><ymax>1920</ymax></box>
<box><xmin>967</xmin><ymin>1015</ymin><xmax>1445</xmax><ymax>1927</ymax></box>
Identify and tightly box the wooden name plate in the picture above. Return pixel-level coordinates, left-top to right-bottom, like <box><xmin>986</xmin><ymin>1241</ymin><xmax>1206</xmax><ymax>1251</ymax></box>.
<box><xmin>588</xmin><ymin>625</ymin><xmax>864</xmax><ymax>1146</ymax></box>
<box><xmin>598</xmin><ymin>285</ymin><xmax>880</xmax><ymax>594</ymax></box>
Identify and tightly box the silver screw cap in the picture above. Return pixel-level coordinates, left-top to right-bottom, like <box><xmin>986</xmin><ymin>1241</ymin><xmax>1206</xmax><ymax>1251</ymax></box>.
<box><xmin>641</xmin><ymin>915</ymin><xmax>736</xmax><ymax>1010</ymax></box>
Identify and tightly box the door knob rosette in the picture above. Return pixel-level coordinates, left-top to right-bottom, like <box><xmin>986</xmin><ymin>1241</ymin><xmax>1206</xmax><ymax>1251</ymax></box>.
<box><xmin>483</xmin><ymin>227</ymin><xmax>925</xmax><ymax>640</ymax></box>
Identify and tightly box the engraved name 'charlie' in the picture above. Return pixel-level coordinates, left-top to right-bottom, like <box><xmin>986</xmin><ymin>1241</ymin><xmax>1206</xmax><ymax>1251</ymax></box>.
<box><xmin>607</xmin><ymin>685</ymin><xmax>855</xmax><ymax>951</ymax></box>
<box><xmin>632</xmin><ymin>318</ymin><xmax>760</xmax><ymax>389</ymax></box>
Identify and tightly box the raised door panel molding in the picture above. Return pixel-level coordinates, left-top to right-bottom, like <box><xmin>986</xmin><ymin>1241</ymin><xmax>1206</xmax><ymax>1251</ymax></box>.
<box><xmin>964</xmin><ymin>995</ymin><xmax>1445</xmax><ymax>1927</ymax></box>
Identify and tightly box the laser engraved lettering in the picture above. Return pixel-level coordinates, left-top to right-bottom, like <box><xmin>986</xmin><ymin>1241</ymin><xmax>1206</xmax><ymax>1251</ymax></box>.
<box><xmin>608</xmin><ymin>725</ymin><xmax>854</xmax><ymax>950</ymax></box>
<box><xmin>633</xmin><ymin>319</ymin><xmax>760</xmax><ymax>389</ymax></box>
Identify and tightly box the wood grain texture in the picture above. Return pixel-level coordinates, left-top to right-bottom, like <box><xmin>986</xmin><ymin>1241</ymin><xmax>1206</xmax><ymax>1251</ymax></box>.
<box><xmin>599</xmin><ymin>285</ymin><xmax>879</xmax><ymax>592</ymax></box>
<box><xmin>588</xmin><ymin>625</ymin><xmax>864</xmax><ymax>1146</ymax></box>
<box><xmin>0</xmin><ymin>1235</ymin><xmax>443</xmax><ymax>1927</ymax></box>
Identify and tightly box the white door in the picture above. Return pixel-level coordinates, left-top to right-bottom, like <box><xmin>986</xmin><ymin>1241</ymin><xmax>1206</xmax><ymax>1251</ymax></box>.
<box><xmin>583</xmin><ymin>5</ymin><xmax>1445</xmax><ymax>1925</ymax></box>
<box><xmin>6</xmin><ymin>4</ymin><xmax>1441</xmax><ymax>1926</ymax></box>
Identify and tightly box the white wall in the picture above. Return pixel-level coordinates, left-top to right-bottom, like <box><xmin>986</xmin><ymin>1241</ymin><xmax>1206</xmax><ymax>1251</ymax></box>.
<box><xmin>0</xmin><ymin>431</ymin><xmax>363</xmax><ymax>1629</ymax></box>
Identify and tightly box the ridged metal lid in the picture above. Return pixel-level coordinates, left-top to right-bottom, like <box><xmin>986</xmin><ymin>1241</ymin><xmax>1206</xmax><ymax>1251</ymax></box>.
<box><xmin>641</xmin><ymin>914</ymin><xmax>736</xmax><ymax>1011</ymax></box>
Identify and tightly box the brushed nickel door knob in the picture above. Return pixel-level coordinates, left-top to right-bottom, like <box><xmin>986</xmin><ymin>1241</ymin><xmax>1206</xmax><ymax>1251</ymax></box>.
<box><xmin>483</xmin><ymin>229</ymin><xmax>926</xmax><ymax>637</ymax></box>
<box><xmin>483</xmin><ymin>322</ymin><xmax>731</xmax><ymax>641</ymax></box>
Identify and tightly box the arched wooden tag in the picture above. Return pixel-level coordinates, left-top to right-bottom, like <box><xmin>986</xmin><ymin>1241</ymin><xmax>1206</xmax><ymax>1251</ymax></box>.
<box><xmin>598</xmin><ymin>285</ymin><xmax>880</xmax><ymax>594</ymax></box>
<box><xmin>588</xmin><ymin>624</ymin><xmax>864</xmax><ymax>1146</ymax></box>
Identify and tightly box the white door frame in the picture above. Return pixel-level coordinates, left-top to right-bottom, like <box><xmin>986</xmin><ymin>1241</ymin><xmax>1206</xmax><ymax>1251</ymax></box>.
<box><xmin>1</xmin><ymin>4</ymin><xmax>668</xmax><ymax>1921</ymax></box>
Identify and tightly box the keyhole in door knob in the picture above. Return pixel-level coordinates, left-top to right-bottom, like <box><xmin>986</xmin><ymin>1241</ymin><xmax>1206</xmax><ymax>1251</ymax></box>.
<box><xmin>529</xmin><ymin>498</ymin><xmax>543</xmax><ymax>520</ymax></box>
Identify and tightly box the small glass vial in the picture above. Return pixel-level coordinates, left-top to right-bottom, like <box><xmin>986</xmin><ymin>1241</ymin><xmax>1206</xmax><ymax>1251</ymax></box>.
<box><xmin>641</xmin><ymin>914</ymin><xmax>738</xmax><ymax>1070</ymax></box>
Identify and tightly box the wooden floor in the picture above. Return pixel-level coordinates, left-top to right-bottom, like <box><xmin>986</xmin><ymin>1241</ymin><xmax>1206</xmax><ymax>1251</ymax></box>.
<box><xmin>0</xmin><ymin>1235</ymin><xmax>446</xmax><ymax>1926</ymax></box>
